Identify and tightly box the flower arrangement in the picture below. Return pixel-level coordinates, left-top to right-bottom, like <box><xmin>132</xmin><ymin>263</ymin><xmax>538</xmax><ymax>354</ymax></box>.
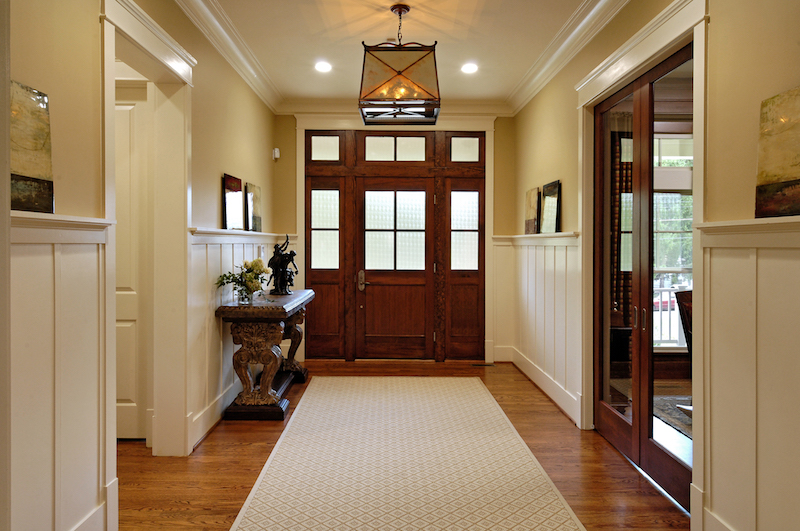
<box><xmin>216</xmin><ymin>257</ymin><xmax>270</xmax><ymax>303</ymax></box>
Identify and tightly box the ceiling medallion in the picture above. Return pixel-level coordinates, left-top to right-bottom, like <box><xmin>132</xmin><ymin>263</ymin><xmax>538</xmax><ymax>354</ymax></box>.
<box><xmin>359</xmin><ymin>4</ymin><xmax>440</xmax><ymax>125</ymax></box>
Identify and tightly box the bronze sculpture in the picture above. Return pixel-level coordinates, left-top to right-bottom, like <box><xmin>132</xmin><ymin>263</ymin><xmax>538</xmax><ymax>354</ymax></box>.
<box><xmin>267</xmin><ymin>235</ymin><xmax>298</xmax><ymax>295</ymax></box>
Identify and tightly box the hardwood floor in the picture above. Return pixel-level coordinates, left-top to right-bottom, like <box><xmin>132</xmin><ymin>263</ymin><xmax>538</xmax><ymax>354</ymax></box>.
<box><xmin>117</xmin><ymin>361</ymin><xmax>690</xmax><ymax>530</ymax></box>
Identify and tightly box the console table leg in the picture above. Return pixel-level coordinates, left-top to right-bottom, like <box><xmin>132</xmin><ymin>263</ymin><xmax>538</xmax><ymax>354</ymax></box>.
<box><xmin>230</xmin><ymin>321</ymin><xmax>285</xmax><ymax>406</ymax></box>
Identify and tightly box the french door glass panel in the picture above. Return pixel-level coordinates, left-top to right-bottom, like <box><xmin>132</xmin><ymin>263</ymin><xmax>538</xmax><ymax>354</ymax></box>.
<box><xmin>601</xmin><ymin>93</ymin><xmax>635</xmax><ymax>423</ymax></box>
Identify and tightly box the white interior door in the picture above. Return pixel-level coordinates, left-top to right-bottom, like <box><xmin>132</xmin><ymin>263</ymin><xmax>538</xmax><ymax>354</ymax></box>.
<box><xmin>115</xmin><ymin>87</ymin><xmax>153</xmax><ymax>440</ymax></box>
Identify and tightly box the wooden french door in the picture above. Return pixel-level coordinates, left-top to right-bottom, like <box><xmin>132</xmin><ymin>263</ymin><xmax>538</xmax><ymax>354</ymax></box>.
<box><xmin>594</xmin><ymin>44</ymin><xmax>692</xmax><ymax>509</ymax></box>
<box><xmin>355</xmin><ymin>178</ymin><xmax>434</xmax><ymax>358</ymax></box>
<box><xmin>305</xmin><ymin>130</ymin><xmax>485</xmax><ymax>361</ymax></box>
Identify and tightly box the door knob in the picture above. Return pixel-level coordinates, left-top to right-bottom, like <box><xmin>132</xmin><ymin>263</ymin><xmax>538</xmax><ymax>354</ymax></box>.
<box><xmin>357</xmin><ymin>270</ymin><xmax>370</xmax><ymax>292</ymax></box>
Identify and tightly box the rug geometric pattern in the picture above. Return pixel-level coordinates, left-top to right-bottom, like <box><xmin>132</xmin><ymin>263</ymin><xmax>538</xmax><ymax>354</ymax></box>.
<box><xmin>231</xmin><ymin>377</ymin><xmax>584</xmax><ymax>530</ymax></box>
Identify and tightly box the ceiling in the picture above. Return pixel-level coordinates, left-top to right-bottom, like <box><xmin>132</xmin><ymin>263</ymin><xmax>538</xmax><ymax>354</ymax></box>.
<box><xmin>174</xmin><ymin>0</ymin><xmax>630</xmax><ymax>116</ymax></box>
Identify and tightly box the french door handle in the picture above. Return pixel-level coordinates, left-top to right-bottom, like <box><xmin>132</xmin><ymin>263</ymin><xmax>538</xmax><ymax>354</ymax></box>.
<box><xmin>357</xmin><ymin>270</ymin><xmax>370</xmax><ymax>292</ymax></box>
<box><xmin>633</xmin><ymin>306</ymin><xmax>638</xmax><ymax>329</ymax></box>
<box><xmin>642</xmin><ymin>307</ymin><xmax>647</xmax><ymax>332</ymax></box>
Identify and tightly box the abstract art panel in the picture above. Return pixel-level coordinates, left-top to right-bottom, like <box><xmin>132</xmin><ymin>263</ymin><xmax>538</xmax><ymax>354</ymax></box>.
<box><xmin>756</xmin><ymin>84</ymin><xmax>800</xmax><ymax>218</ymax></box>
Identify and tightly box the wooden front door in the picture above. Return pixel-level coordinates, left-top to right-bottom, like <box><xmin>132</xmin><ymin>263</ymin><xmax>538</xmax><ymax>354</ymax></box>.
<box><xmin>305</xmin><ymin>130</ymin><xmax>485</xmax><ymax>361</ymax></box>
<box><xmin>355</xmin><ymin>178</ymin><xmax>434</xmax><ymax>358</ymax></box>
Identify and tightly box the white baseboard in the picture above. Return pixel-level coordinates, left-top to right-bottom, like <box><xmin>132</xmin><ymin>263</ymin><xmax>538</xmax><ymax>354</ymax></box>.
<box><xmin>511</xmin><ymin>347</ymin><xmax>581</xmax><ymax>425</ymax></box>
<box><xmin>492</xmin><ymin>345</ymin><xmax>516</xmax><ymax>363</ymax></box>
<box><xmin>188</xmin><ymin>381</ymin><xmax>240</xmax><ymax>448</ymax></box>
<box><xmin>702</xmin><ymin>509</ymin><xmax>735</xmax><ymax>531</ymax></box>
<box><xmin>690</xmin><ymin>483</ymin><xmax>703</xmax><ymax>531</ymax></box>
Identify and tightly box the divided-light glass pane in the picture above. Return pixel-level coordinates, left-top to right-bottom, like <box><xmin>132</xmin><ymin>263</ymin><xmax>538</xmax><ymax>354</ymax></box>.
<box><xmin>620</xmin><ymin>193</ymin><xmax>633</xmax><ymax>232</ymax></box>
<box><xmin>451</xmin><ymin>137</ymin><xmax>480</xmax><ymax>162</ymax></box>
<box><xmin>365</xmin><ymin>231</ymin><xmax>394</xmax><ymax>270</ymax></box>
<box><xmin>365</xmin><ymin>136</ymin><xmax>395</xmax><ymax>161</ymax></box>
<box><xmin>365</xmin><ymin>191</ymin><xmax>394</xmax><ymax>230</ymax></box>
<box><xmin>396</xmin><ymin>231</ymin><xmax>425</xmax><ymax>270</ymax></box>
<box><xmin>451</xmin><ymin>231</ymin><xmax>478</xmax><ymax>270</ymax></box>
<box><xmin>311</xmin><ymin>136</ymin><xmax>340</xmax><ymax>161</ymax></box>
<box><xmin>396</xmin><ymin>191</ymin><xmax>425</xmax><ymax>230</ymax></box>
<box><xmin>311</xmin><ymin>190</ymin><xmax>339</xmax><ymax>229</ymax></box>
<box><xmin>311</xmin><ymin>230</ymin><xmax>339</xmax><ymax>269</ymax></box>
<box><xmin>451</xmin><ymin>191</ymin><xmax>479</xmax><ymax>230</ymax></box>
<box><xmin>620</xmin><ymin>233</ymin><xmax>633</xmax><ymax>272</ymax></box>
<box><xmin>396</xmin><ymin>137</ymin><xmax>426</xmax><ymax>161</ymax></box>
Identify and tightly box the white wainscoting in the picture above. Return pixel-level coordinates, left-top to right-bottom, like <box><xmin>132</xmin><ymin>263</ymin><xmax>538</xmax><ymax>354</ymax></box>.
<box><xmin>10</xmin><ymin>213</ymin><xmax>115</xmax><ymax>531</ymax></box>
<box><xmin>187</xmin><ymin>229</ymin><xmax>298</xmax><ymax>448</ymax></box>
<box><xmin>492</xmin><ymin>233</ymin><xmax>584</xmax><ymax>426</ymax></box>
<box><xmin>698</xmin><ymin>218</ymin><xmax>800</xmax><ymax>531</ymax></box>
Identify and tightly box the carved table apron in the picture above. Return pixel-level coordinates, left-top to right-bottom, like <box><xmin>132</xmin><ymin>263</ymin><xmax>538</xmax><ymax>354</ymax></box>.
<box><xmin>216</xmin><ymin>289</ymin><xmax>314</xmax><ymax>420</ymax></box>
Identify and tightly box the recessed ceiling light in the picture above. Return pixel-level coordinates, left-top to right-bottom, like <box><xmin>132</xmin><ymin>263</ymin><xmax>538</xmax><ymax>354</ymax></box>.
<box><xmin>461</xmin><ymin>63</ymin><xmax>478</xmax><ymax>74</ymax></box>
<box><xmin>315</xmin><ymin>61</ymin><xmax>332</xmax><ymax>72</ymax></box>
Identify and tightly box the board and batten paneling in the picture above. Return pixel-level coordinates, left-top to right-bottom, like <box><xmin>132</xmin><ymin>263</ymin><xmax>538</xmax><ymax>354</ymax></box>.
<box><xmin>188</xmin><ymin>229</ymin><xmax>298</xmax><ymax>447</ymax></box>
<box><xmin>492</xmin><ymin>234</ymin><xmax>584</xmax><ymax>426</ymax></box>
<box><xmin>699</xmin><ymin>218</ymin><xmax>800</xmax><ymax>531</ymax></box>
<box><xmin>10</xmin><ymin>213</ymin><xmax>114</xmax><ymax>531</ymax></box>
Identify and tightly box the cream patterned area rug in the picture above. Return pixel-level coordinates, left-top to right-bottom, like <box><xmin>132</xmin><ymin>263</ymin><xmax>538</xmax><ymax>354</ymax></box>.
<box><xmin>231</xmin><ymin>377</ymin><xmax>585</xmax><ymax>530</ymax></box>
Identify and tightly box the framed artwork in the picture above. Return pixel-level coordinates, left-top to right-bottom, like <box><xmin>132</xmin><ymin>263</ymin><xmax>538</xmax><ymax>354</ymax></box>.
<box><xmin>10</xmin><ymin>81</ymin><xmax>54</xmax><ymax>213</ymax></box>
<box><xmin>222</xmin><ymin>174</ymin><xmax>244</xmax><ymax>230</ymax></box>
<box><xmin>756</xmin><ymin>84</ymin><xmax>800</xmax><ymax>218</ymax></box>
<box><xmin>540</xmin><ymin>180</ymin><xmax>561</xmax><ymax>233</ymax></box>
<box><xmin>524</xmin><ymin>187</ymin><xmax>541</xmax><ymax>234</ymax></box>
<box><xmin>245</xmin><ymin>182</ymin><xmax>262</xmax><ymax>232</ymax></box>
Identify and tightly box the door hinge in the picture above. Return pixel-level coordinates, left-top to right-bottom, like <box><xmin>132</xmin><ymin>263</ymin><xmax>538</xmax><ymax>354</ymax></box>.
<box><xmin>433</xmin><ymin>331</ymin><xmax>436</xmax><ymax>343</ymax></box>
<box><xmin>433</xmin><ymin>262</ymin><xmax>437</xmax><ymax>273</ymax></box>
<box><xmin>433</xmin><ymin>194</ymin><xmax>436</xmax><ymax>205</ymax></box>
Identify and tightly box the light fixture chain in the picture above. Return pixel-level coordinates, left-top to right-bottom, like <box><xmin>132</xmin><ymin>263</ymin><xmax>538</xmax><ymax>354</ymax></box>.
<box><xmin>397</xmin><ymin>11</ymin><xmax>403</xmax><ymax>45</ymax></box>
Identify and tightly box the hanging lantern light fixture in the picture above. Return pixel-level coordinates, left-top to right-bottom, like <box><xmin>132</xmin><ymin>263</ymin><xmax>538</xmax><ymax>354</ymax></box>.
<box><xmin>359</xmin><ymin>4</ymin><xmax>440</xmax><ymax>125</ymax></box>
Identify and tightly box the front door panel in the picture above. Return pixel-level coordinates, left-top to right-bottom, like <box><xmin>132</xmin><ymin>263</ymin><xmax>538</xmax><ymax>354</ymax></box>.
<box><xmin>356</xmin><ymin>179</ymin><xmax>434</xmax><ymax>358</ymax></box>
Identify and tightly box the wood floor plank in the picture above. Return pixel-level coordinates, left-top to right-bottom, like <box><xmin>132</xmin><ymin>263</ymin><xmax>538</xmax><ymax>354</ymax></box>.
<box><xmin>118</xmin><ymin>361</ymin><xmax>690</xmax><ymax>530</ymax></box>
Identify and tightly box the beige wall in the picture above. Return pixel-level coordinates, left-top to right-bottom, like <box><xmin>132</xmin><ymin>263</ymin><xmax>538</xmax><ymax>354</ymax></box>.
<box><xmin>134</xmin><ymin>0</ymin><xmax>277</xmax><ymax>232</ymax></box>
<box><xmin>494</xmin><ymin>117</ymin><xmax>517</xmax><ymax>235</ymax></box>
<box><xmin>510</xmin><ymin>0</ymin><xmax>672</xmax><ymax>234</ymax></box>
<box><xmin>271</xmin><ymin>114</ymin><xmax>297</xmax><ymax>233</ymax></box>
<box><xmin>10</xmin><ymin>0</ymin><xmax>104</xmax><ymax>218</ymax></box>
<box><xmin>705</xmin><ymin>0</ymin><xmax>800</xmax><ymax>221</ymax></box>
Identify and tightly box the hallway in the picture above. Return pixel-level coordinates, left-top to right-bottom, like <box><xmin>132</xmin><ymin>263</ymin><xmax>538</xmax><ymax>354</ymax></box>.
<box><xmin>118</xmin><ymin>361</ymin><xmax>689</xmax><ymax>529</ymax></box>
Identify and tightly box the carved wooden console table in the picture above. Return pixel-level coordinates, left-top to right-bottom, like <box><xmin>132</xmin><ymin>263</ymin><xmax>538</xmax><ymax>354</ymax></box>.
<box><xmin>216</xmin><ymin>289</ymin><xmax>315</xmax><ymax>420</ymax></box>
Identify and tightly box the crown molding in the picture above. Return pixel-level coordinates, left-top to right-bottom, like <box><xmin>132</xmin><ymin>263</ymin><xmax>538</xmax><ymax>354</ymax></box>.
<box><xmin>507</xmin><ymin>0</ymin><xmax>630</xmax><ymax>114</ymax></box>
<box><xmin>174</xmin><ymin>0</ymin><xmax>284</xmax><ymax>112</ymax></box>
<box><xmin>103</xmin><ymin>0</ymin><xmax>197</xmax><ymax>85</ymax></box>
<box><xmin>575</xmin><ymin>0</ymin><xmax>703</xmax><ymax>105</ymax></box>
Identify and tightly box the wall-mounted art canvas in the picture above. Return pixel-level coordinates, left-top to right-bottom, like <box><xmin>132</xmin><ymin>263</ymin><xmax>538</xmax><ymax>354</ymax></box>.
<box><xmin>756</xmin><ymin>84</ymin><xmax>800</xmax><ymax>218</ymax></box>
<box><xmin>540</xmin><ymin>180</ymin><xmax>561</xmax><ymax>233</ymax></box>
<box><xmin>222</xmin><ymin>174</ymin><xmax>244</xmax><ymax>230</ymax></box>
<box><xmin>245</xmin><ymin>182</ymin><xmax>262</xmax><ymax>232</ymax></box>
<box><xmin>10</xmin><ymin>80</ymin><xmax>54</xmax><ymax>213</ymax></box>
<box><xmin>524</xmin><ymin>187</ymin><xmax>540</xmax><ymax>234</ymax></box>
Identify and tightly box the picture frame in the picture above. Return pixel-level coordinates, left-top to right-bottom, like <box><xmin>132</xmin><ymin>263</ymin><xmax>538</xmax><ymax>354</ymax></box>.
<box><xmin>222</xmin><ymin>174</ymin><xmax>244</xmax><ymax>230</ymax></box>
<box><xmin>524</xmin><ymin>187</ymin><xmax>541</xmax><ymax>234</ymax></box>
<box><xmin>10</xmin><ymin>81</ymin><xmax>54</xmax><ymax>213</ymax></box>
<box><xmin>245</xmin><ymin>182</ymin><xmax>262</xmax><ymax>232</ymax></box>
<box><xmin>540</xmin><ymin>180</ymin><xmax>561</xmax><ymax>233</ymax></box>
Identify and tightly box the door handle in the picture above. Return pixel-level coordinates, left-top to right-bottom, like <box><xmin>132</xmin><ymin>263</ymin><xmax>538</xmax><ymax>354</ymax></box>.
<box><xmin>357</xmin><ymin>270</ymin><xmax>370</xmax><ymax>292</ymax></box>
<box><xmin>633</xmin><ymin>306</ymin><xmax>638</xmax><ymax>329</ymax></box>
<box><xmin>642</xmin><ymin>307</ymin><xmax>647</xmax><ymax>332</ymax></box>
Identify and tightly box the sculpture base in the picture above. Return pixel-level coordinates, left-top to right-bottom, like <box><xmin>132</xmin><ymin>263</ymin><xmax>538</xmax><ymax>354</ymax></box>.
<box><xmin>223</xmin><ymin>370</ymin><xmax>296</xmax><ymax>420</ymax></box>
